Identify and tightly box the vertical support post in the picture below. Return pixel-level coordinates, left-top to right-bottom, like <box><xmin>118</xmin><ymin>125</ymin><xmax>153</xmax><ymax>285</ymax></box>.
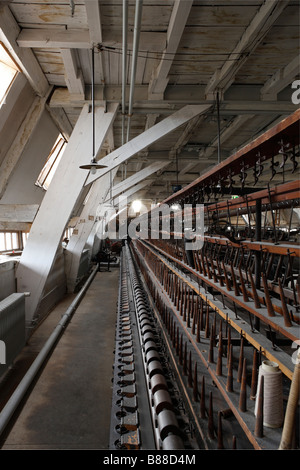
<box><xmin>254</xmin><ymin>198</ymin><xmax>262</xmax><ymax>330</ymax></box>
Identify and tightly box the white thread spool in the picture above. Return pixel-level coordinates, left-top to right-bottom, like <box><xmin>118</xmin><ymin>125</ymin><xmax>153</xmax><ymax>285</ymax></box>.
<box><xmin>255</xmin><ymin>360</ymin><xmax>283</xmax><ymax>428</ymax></box>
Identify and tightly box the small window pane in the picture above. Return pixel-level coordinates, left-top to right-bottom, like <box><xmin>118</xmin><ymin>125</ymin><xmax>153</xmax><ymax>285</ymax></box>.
<box><xmin>0</xmin><ymin>43</ymin><xmax>19</xmax><ymax>107</ymax></box>
<box><xmin>22</xmin><ymin>232</ymin><xmax>28</xmax><ymax>248</ymax></box>
<box><xmin>0</xmin><ymin>233</ymin><xmax>5</xmax><ymax>251</ymax></box>
<box><xmin>12</xmin><ymin>232</ymin><xmax>18</xmax><ymax>249</ymax></box>
<box><xmin>5</xmin><ymin>233</ymin><xmax>12</xmax><ymax>250</ymax></box>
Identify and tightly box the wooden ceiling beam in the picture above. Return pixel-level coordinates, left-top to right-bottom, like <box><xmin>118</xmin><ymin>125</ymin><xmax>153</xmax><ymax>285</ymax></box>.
<box><xmin>85</xmin><ymin>0</ymin><xmax>102</xmax><ymax>44</ymax></box>
<box><xmin>61</xmin><ymin>49</ymin><xmax>85</xmax><ymax>99</ymax></box>
<box><xmin>17</xmin><ymin>28</ymin><xmax>166</xmax><ymax>51</ymax></box>
<box><xmin>49</xmin><ymin>85</ymin><xmax>297</xmax><ymax>115</ymax></box>
<box><xmin>0</xmin><ymin>5</ymin><xmax>49</xmax><ymax>97</ymax></box>
<box><xmin>148</xmin><ymin>0</ymin><xmax>193</xmax><ymax>99</ymax></box>
<box><xmin>107</xmin><ymin>161</ymin><xmax>169</xmax><ymax>201</ymax></box>
<box><xmin>114</xmin><ymin>180</ymin><xmax>154</xmax><ymax>207</ymax></box>
<box><xmin>260</xmin><ymin>55</ymin><xmax>300</xmax><ymax>101</ymax></box>
<box><xmin>84</xmin><ymin>104</ymin><xmax>212</xmax><ymax>186</ymax></box>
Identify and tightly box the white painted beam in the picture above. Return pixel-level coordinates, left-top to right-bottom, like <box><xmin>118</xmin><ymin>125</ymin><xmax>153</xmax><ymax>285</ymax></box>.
<box><xmin>0</xmin><ymin>221</ymin><xmax>31</xmax><ymax>231</ymax></box>
<box><xmin>135</xmin><ymin>113</ymin><xmax>160</xmax><ymax>171</ymax></box>
<box><xmin>168</xmin><ymin>114</ymin><xmax>205</xmax><ymax>160</ymax></box>
<box><xmin>0</xmin><ymin>204</ymin><xmax>39</xmax><ymax>222</ymax></box>
<box><xmin>16</xmin><ymin>103</ymin><xmax>119</xmax><ymax>326</ymax></box>
<box><xmin>84</xmin><ymin>0</ymin><xmax>104</xmax><ymax>82</ymax></box>
<box><xmin>107</xmin><ymin>161</ymin><xmax>169</xmax><ymax>201</ymax></box>
<box><xmin>17</xmin><ymin>29</ymin><xmax>166</xmax><ymax>52</ymax></box>
<box><xmin>261</xmin><ymin>55</ymin><xmax>300</xmax><ymax>100</ymax></box>
<box><xmin>113</xmin><ymin>180</ymin><xmax>154</xmax><ymax>208</ymax></box>
<box><xmin>85</xmin><ymin>0</ymin><xmax>102</xmax><ymax>44</ymax></box>
<box><xmin>61</xmin><ymin>49</ymin><xmax>85</xmax><ymax>98</ymax></box>
<box><xmin>46</xmin><ymin>105</ymin><xmax>73</xmax><ymax>141</ymax></box>
<box><xmin>0</xmin><ymin>5</ymin><xmax>49</xmax><ymax>97</ymax></box>
<box><xmin>205</xmin><ymin>0</ymin><xmax>290</xmax><ymax>98</ymax></box>
<box><xmin>85</xmin><ymin>104</ymin><xmax>212</xmax><ymax>186</ymax></box>
<box><xmin>148</xmin><ymin>0</ymin><xmax>193</xmax><ymax>98</ymax></box>
<box><xmin>48</xmin><ymin>85</ymin><xmax>296</xmax><ymax>115</ymax></box>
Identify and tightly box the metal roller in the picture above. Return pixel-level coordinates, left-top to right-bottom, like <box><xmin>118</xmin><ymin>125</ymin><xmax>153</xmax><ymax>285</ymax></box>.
<box><xmin>145</xmin><ymin>349</ymin><xmax>160</xmax><ymax>365</ymax></box>
<box><xmin>148</xmin><ymin>360</ymin><xmax>164</xmax><ymax>378</ymax></box>
<box><xmin>141</xmin><ymin>324</ymin><xmax>154</xmax><ymax>336</ymax></box>
<box><xmin>153</xmin><ymin>389</ymin><xmax>174</xmax><ymax>414</ymax></box>
<box><xmin>157</xmin><ymin>409</ymin><xmax>181</xmax><ymax>440</ymax></box>
<box><xmin>149</xmin><ymin>373</ymin><xmax>168</xmax><ymax>394</ymax></box>
<box><xmin>142</xmin><ymin>331</ymin><xmax>156</xmax><ymax>344</ymax></box>
<box><xmin>140</xmin><ymin>319</ymin><xmax>153</xmax><ymax>330</ymax></box>
<box><xmin>162</xmin><ymin>434</ymin><xmax>184</xmax><ymax>450</ymax></box>
<box><xmin>144</xmin><ymin>340</ymin><xmax>158</xmax><ymax>354</ymax></box>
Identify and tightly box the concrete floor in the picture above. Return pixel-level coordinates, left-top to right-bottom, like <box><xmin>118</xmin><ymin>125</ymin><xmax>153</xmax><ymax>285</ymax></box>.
<box><xmin>1</xmin><ymin>268</ymin><xmax>119</xmax><ymax>450</ymax></box>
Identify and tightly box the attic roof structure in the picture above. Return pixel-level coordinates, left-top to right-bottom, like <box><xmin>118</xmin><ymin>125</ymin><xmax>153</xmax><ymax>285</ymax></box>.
<box><xmin>0</xmin><ymin>0</ymin><xmax>299</xmax><ymax>454</ymax></box>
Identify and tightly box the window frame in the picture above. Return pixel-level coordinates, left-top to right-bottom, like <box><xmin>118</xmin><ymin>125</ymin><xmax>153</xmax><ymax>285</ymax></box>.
<box><xmin>0</xmin><ymin>41</ymin><xmax>20</xmax><ymax>108</ymax></box>
<box><xmin>35</xmin><ymin>134</ymin><xmax>67</xmax><ymax>190</ymax></box>
<box><xmin>0</xmin><ymin>230</ymin><xmax>24</xmax><ymax>254</ymax></box>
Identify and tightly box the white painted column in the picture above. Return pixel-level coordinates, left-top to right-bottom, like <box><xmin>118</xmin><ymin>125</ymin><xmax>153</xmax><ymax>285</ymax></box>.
<box><xmin>16</xmin><ymin>103</ymin><xmax>119</xmax><ymax>327</ymax></box>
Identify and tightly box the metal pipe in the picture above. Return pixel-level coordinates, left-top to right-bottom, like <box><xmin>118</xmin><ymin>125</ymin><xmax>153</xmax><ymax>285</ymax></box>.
<box><xmin>216</xmin><ymin>91</ymin><xmax>221</xmax><ymax>164</ymax></box>
<box><xmin>122</xmin><ymin>0</ymin><xmax>128</xmax><ymax>146</ymax></box>
<box><xmin>0</xmin><ymin>265</ymin><xmax>98</xmax><ymax>438</ymax></box>
<box><xmin>126</xmin><ymin>0</ymin><xmax>143</xmax><ymax>142</ymax></box>
<box><xmin>92</xmin><ymin>47</ymin><xmax>95</xmax><ymax>160</ymax></box>
<box><xmin>254</xmin><ymin>198</ymin><xmax>261</xmax><ymax>330</ymax></box>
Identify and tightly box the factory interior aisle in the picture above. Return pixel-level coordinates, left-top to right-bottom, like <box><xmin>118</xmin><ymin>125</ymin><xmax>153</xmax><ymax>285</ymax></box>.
<box><xmin>0</xmin><ymin>267</ymin><xmax>119</xmax><ymax>450</ymax></box>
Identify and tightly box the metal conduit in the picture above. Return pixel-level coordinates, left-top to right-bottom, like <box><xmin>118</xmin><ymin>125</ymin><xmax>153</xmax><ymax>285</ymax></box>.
<box><xmin>0</xmin><ymin>265</ymin><xmax>98</xmax><ymax>438</ymax></box>
<box><xmin>126</xmin><ymin>0</ymin><xmax>143</xmax><ymax>143</ymax></box>
<box><xmin>122</xmin><ymin>0</ymin><xmax>128</xmax><ymax>146</ymax></box>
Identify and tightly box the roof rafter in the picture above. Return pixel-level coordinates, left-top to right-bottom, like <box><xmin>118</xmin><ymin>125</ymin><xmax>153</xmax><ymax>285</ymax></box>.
<box><xmin>148</xmin><ymin>0</ymin><xmax>193</xmax><ymax>99</ymax></box>
<box><xmin>0</xmin><ymin>5</ymin><xmax>49</xmax><ymax>97</ymax></box>
<box><xmin>107</xmin><ymin>161</ymin><xmax>169</xmax><ymax>202</ymax></box>
<box><xmin>260</xmin><ymin>55</ymin><xmax>300</xmax><ymax>100</ymax></box>
<box><xmin>205</xmin><ymin>0</ymin><xmax>290</xmax><ymax>99</ymax></box>
<box><xmin>84</xmin><ymin>104</ymin><xmax>212</xmax><ymax>187</ymax></box>
<box><xmin>61</xmin><ymin>48</ymin><xmax>85</xmax><ymax>99</ymax></box>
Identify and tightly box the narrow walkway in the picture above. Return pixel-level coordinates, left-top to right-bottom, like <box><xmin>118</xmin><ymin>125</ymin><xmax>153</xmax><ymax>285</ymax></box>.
<box><xmin>1</xmin><ymin>268</ymin><xmax>119</xmax><ymax>450</ymax></box>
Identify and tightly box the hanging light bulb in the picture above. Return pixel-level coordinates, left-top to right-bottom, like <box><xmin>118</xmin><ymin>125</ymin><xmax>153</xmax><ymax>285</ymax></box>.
<box><xmin>80</xmin><ymin>47</ymin><xmax>107</xmax><ymax>173</ymax></box>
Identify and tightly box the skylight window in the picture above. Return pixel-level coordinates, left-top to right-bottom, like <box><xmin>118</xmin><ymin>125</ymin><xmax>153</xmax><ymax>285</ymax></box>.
<box><xmin>35</xmin><ymin>134</ymin><xmax>67</xmax><ymax>190</ymax></box>
<box><xmin>0</xmin><ymin>42</ymin><xmax>19</xmax><ymax>107</ymax></box>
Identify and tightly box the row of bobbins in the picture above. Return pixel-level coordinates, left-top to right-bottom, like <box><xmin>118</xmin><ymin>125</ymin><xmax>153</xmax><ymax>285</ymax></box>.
<box><xmin>127</xmin><ymin>249</ymin><xmax>185</xmax><ymax>450</ymax></box>
<box><xmin>113</xmin><ymin>254</ymin><xmax>140</xmax><ymax>449</ymax></box>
